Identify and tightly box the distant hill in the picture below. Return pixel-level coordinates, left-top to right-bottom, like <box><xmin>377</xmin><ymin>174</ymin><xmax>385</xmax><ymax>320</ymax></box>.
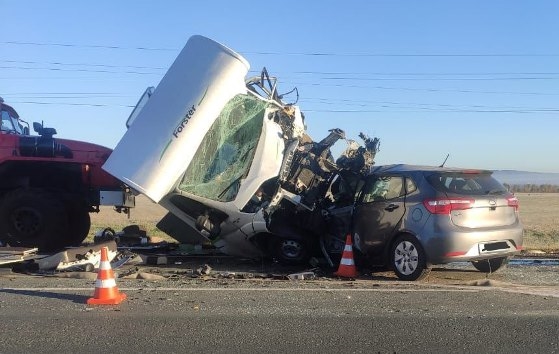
<box><xmin>492</xmin><ymin>170</ymin><xmax>559</xmax><ymax>185</ymax></box>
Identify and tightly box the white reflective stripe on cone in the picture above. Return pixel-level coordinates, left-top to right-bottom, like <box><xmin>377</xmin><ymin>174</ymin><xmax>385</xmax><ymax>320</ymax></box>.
<box><xmin>344</xmin><ymin>245</ymin><xmax>353</xmax><ymax>252</ymax></box>
<box><xmin>340</xmin><ymin>258</ymin><xmax>355</xmax><ymax>266</ymax></box>
<box><xmin>95</xmin><ymin>278</ymin><xmax>117</xmax><ymax>288</ymax></box>
<box><xmin>98</xmin><ymin>262</ymin><xmax>112</xmax><ymax>270</ymax></box>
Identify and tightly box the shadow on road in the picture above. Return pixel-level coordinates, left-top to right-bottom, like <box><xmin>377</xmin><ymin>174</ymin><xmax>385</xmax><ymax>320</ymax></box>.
<box><xmin>0</xmin><ymin>289</ymin><xmax>89</xmax><ymax>303</ymax></box>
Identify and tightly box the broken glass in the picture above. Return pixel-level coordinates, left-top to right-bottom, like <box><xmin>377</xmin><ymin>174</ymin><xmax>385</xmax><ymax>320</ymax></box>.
<box><xmin>178</xmin><ymin>94</ymin><xmax>268</xmax><ymax>202</ymax></box>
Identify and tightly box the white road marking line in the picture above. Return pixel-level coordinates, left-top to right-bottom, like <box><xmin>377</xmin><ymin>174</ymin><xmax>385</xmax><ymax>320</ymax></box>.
<box><xmin>3</xmin><ymin>286</ymin><xmax>558</xmax><ymax>297</ymax></box>
<box><xmin>1</xmin><ymin>287</ymin><xmax>480</xmax><ymax>292</ymax></box>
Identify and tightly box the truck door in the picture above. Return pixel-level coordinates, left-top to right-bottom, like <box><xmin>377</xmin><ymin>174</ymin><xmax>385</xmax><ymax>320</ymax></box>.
<box><xmin>352</xmin><ymin>175</ymin><xmax>406</xmax><ymax>256</ymax></box>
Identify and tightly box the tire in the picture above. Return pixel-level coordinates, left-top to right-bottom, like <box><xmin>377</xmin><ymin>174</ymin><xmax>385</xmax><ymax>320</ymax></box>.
<box><xmin>471</xmin><ymin>257</ymin><xmax>509</xmax><ymax>273</ymax></box>
<box><xmin>390</xmin><ymin>234</ymin><xmax>431</xmax><ymax>281</ymax></box>
<box><xmin>0</xmin><ymin>189</ymin><xmax>69</xmax><ymax>251</ymax></box>
<box><xmin>63</xmin><ymin>200</ymin><xmax>91</xmax><ymax>246</ymax></box>
<box><xmin>272</xmin><ymin>237</ymin><xmax>310</xmax><ymax>265</ymax></box>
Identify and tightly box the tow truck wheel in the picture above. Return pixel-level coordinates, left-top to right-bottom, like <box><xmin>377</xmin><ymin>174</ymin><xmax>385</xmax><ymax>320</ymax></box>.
<box><xmin>0</xmin><ymin>189</ymin><xmax>69</xmax><ymax>251</ymax></box>
<box><xmin>272</xmin><ymin>237</ymin><xmax>309</xmax><ymax>265</ymax></box>
<box><xmin>64</xmin><ymin>201</ymin><xmax>91</xmax><ymax>246</ymax></box>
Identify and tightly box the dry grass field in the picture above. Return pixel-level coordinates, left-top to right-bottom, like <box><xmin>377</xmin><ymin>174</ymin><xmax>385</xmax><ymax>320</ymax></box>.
<box><xmin>516</xmin><ymin>193</ymin><xmax>559</xmax><ymax>251</ymax></box>
<box><xmin>89</xmin><ymin>193</ymin><xmax>559</xmax><ymax>252</ymax></box>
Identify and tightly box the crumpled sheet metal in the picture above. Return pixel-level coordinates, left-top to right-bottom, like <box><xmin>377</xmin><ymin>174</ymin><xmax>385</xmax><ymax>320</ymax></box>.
<box><xmin>34</xmin><ymin>241</ymin><xmax>118</xmax><ymax>271</ymax></box>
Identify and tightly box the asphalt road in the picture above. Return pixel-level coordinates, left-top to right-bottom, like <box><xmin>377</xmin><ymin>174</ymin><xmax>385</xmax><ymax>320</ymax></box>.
<box><xmin>1</xmin><ymin>263</ymin><xmax>559</xmax><ymax>354</ymax></box>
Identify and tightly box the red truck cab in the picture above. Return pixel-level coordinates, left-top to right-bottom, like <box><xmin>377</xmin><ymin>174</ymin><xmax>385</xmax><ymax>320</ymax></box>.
<box><xmin>0</xmin><ymin>97</ymin><xmax>133</xmax><ymax>250</ymax></box>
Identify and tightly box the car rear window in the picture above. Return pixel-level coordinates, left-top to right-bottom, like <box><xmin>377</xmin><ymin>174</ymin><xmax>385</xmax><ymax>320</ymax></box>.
<box><xmin>425</xmin><ymin>171</ymin><xmax>507</xmax><ymax>195</ymax></box>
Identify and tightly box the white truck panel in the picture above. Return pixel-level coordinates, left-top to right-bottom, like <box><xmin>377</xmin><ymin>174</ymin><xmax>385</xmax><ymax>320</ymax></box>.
<box><xmin>103</xmin><ymin>35</ymin><xmax>250</xmax><ymax>202</ymax></box>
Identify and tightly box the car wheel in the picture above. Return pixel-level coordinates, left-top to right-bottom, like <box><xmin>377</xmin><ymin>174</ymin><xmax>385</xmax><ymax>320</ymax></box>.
<box><xmin>471</xmin><ymin>257</ymin><xmax>509</xmax><ymax>273</ymax></box>
<box><xmin>390</xmin><ymin>234</ymin><xmax>431</xmax><ymax>281</ymax></box>
<box><xmin>272</xmin><ymin>238</ymin><xmax>309</xmax><ymax>265</ymax></box>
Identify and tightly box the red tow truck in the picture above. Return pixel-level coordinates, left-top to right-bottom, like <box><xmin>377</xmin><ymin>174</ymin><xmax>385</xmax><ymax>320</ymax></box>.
<box><xmin>0</xmin><ymin>97</ymin><xmax>134</xmax><ymax>251</ymax></box>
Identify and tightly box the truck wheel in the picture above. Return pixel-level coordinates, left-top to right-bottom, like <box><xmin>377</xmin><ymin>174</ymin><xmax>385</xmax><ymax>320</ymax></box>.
<box><xmin>0</xmin><ymin>189</ymin><xmax>69</xmax><ymax>251</ymax></box>
<box><xmin>64</xmin><ymin>201</ymin><xmax>91</xmax><ymax>246</ymax></box>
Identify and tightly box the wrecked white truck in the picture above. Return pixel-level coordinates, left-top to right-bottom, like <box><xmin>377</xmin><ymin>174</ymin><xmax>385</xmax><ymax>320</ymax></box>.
<box><xmin>103</xmin><ymin>35</ymin><xmax>379</xmax><ymax>266</ymax></box>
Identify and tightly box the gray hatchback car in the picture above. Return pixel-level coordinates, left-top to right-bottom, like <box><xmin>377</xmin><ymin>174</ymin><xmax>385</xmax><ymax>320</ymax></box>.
<box><xmin>321</xmin><ymin>164</ymin><xmax>524</xmax><ymax>281</ymax></box>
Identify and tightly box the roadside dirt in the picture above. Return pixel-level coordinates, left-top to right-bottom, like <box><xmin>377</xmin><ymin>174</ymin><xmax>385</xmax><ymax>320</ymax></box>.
<box><xmin>28</xmin><ymin>252</ymin><xmax>556</xmax><ymax>288</ymax></box>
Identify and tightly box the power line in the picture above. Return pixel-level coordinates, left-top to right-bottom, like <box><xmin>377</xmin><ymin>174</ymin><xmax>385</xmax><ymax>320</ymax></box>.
<box><xmin>289</xmin><ymin>71</ymin><xmax>559</xmax><ymax>76</ymax></box>
<box><xmin>5</xmin><ymin>62</ymin><xmax>558</xmax><ymax>80</ymax></box>
<box><xmin>245</xmin><ymin>51</ymin><xmax>559</xmax><ymax>57</ymax></box>
<box><xmin>304</xmin><ymin>76</ymin><xmax>559</xmax><ymax>81</ymax></box>
<box><xmin>1</xmin><ymin>59</ymin><xmax>165</xmax><ymax>70</ymax></box>
<box><xmin>304</xmin><ymin>108</ymin><xmax>559</xmax><ymax>114</ymax></box>
<box><xmin>301</xmin><ymin>97</ymin><xmax>559</xmax><ymax>111</ymax></box>
<box><xmin>4</xmin><ymin>65</ymin><xmax>559</xmax><ymax>81</ymax></box>
<box><xmin>291</xmin><ymin>82</ymin><xmax>559</xmax><ymax>96</ymax></box>
<box><xmin>3</xmin><ymin>40</ymin><xmax>559</xmax><ymax>57</ymax></box>
<box><xmin>9</xmin><ymin>100</ymin><xmax>134</xmax><ymax>108</ymax></box>
<box><xmin>1</xmin><ymin>41</ymin><xmax>175</xmax><ymax>51</ymax></box>
<box><xmin>4</xmin><ymin>95</ymin><xmax>130</xmax><ymax>99</ymax></box>
<box><xmin>9</xmin><ymin>99</ymin><xmax>558</xmax><ymax>114</ymax></box>
<box><xmin>3</xmin><ymin>92</ymin><xmax>129</xmax><ymax>96</ymax></box>
<box><xmin>6</xmin><ymin>61</ymin><xmax>557</xmax><ymax>76</ymax></box>
<box><xmin>0</xmin><ymin>65</ymin><xmax>160</xmax><ymax>75</ymax></box>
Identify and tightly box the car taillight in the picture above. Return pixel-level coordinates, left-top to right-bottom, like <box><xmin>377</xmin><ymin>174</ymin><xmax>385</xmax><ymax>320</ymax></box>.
<box><xmin>507</xmin><ymin>196</ymin><xmax>519</xmax><ymax>211</ymax></box>
<box><xmin>423</xmin><ymin>198</ymin><xmax>474</xmax><ymax>214</ymax></box>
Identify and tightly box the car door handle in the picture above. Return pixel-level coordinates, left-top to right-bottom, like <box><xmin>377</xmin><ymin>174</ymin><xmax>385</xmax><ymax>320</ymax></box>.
<box><xmin>385</xmin><ymin>204</ymin><xmax>399</xmax><ymax>211</ymax></box>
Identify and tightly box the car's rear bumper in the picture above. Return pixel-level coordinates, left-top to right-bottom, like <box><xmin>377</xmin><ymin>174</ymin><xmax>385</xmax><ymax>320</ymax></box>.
<box><xmin>438</xmin><ymin>240</ymin><xmax>522</xmax><ymax>263</ymax></box>
<box><xmin>421</xmin><ymin>224</ymin><xmax>524</xmax><ymax>264</ymax></box>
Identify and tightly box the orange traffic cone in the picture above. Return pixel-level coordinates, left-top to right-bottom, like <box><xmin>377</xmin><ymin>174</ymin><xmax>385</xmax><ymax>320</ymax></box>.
<box><xmin>334</xmin><ymin>234</ymin><xmax>358</xmax><ymax>278</ymax></box>
<box><xmin>87</xmin><ymin>246</ymin><xmax>127</xmax><ymax>305</ymax></box>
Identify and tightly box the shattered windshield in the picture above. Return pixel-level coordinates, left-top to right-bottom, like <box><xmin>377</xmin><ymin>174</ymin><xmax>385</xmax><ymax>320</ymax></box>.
<box><xmin>178</xmin><ymin>94</ymin><xmax>267</xmax><ymax>202</ymax></box>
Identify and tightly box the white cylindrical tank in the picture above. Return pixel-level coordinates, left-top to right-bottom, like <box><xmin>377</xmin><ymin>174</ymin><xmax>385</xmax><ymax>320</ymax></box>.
<box><xmin>103</xmin><ymin>35</ymin><xmax>250</xmax><ymax>202</ymax></box>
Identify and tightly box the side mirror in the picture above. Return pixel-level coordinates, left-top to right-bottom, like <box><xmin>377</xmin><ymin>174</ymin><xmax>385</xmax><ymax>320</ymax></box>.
<box><xmin>33</xmin><ymin>122</ymin><xmax>43</xmax><ymax>134</ymax></box>
<box><xmin>23</xmin><ymin>127</ymin><xmax>30</xmax><ymax>135</ymax></box>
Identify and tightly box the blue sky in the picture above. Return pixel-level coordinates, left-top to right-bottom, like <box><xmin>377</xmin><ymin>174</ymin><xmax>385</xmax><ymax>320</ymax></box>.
<box><xmin>1</xmin><ymin>0</ymin><xmax>558</xmax><ymax>172</ymax></box>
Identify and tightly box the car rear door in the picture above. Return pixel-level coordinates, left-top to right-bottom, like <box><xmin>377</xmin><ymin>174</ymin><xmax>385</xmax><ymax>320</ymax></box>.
<box><xmin>352</xmin><ymin>174</ymin><xmax>406</xmax><ymax>256</ymax></box>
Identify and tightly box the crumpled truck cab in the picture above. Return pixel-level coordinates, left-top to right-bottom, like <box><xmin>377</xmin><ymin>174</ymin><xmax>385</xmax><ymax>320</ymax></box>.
<box><xmin>103</xmin><ymin>36</ymin><xmax>308</xmax><ymax>258</ymax></box>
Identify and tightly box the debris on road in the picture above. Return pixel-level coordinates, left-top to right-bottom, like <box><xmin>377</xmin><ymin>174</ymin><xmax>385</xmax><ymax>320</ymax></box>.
<box><xmin>3</xmin><ymin>225</ymin><xmax>330</xmax><ymax>282</ymax></box>
<box><xmin>5</xmin><ymin>241</ymin><xmax>118</xmax><ymax>274</ymax></box>
<box><xmin>0</xmin><ymin>247</ymin><xmax>38</xmax><ymax>265</ymax></box>
<box><xmin>41</xmin><ymin>241</ymin><xmax>118</xmax><ymax>271</ymax></box>
<box><xmin>93</xmin><ymin>225</ymin><xmax>175</xmax><ymax>253</ymax></box>
<box><xmin>196</xmin><ymin>264</ymin><xmax>212</xmax><ymax>276</ymax></box>
<box><xmin>121</xmin><ymin>271</ymin><xmax>167</xmax><ymax>281</ymax></box>
<box><xmin>287</xmin><ymin>271</ymin><xmax>316</xmax><ymax>280</ymax></box>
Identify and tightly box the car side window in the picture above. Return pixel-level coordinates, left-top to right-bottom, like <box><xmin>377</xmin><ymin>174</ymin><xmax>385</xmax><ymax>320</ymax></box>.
<box><xmin>361</xmin><ymin>176</ymin><xmax>404</xmax><ymax>203</ymax></box>
<box><xmin>405</xmin><ymin>177</ymin><xmax>417</xmax><ymax>194</ymax></box>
